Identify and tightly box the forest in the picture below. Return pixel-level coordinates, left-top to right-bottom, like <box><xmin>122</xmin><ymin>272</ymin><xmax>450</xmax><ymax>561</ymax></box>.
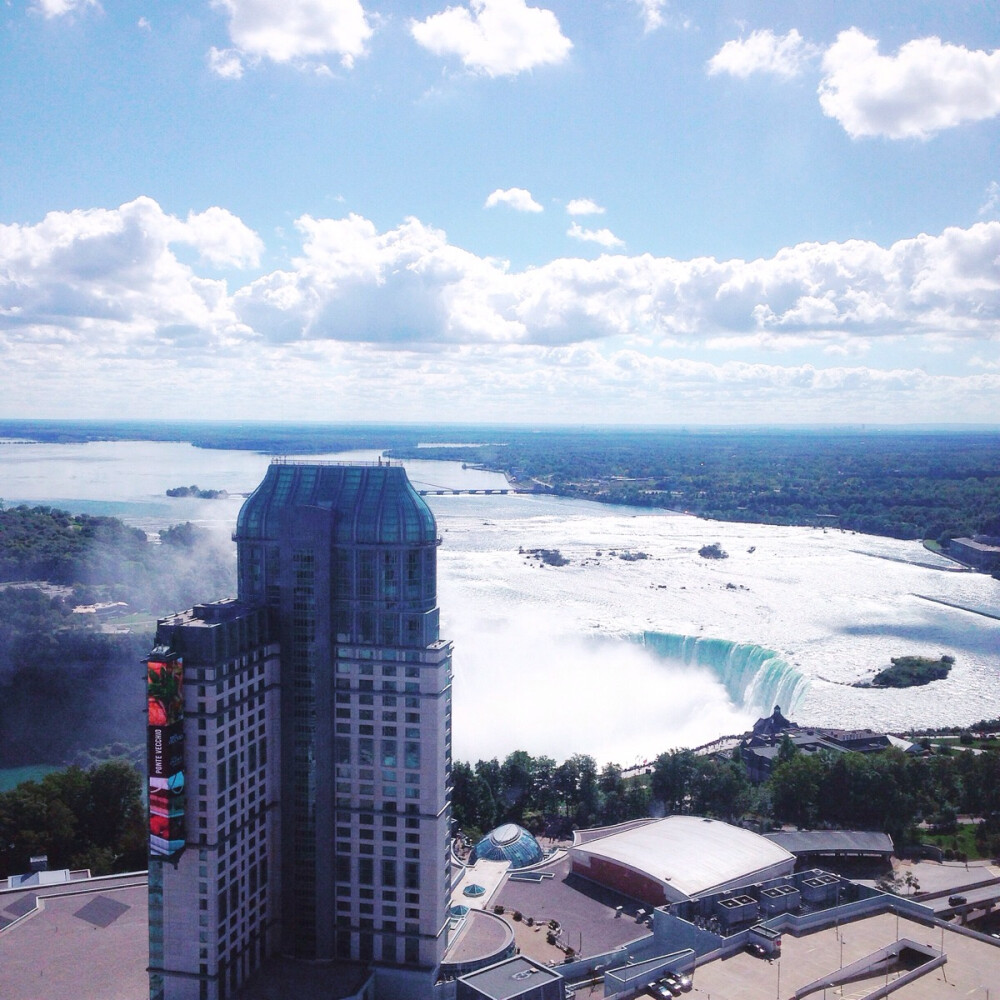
<box><xmin>388</xmin><ymin>428</ymin><xmax>1000</xmax><ymax>542</ymax></box>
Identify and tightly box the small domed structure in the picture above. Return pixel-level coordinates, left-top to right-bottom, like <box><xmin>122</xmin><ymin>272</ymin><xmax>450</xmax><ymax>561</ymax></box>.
<box><xmin>471</xmin><ymin>823</ymin><xmax>544</xmax><ymax>869</ymax></box>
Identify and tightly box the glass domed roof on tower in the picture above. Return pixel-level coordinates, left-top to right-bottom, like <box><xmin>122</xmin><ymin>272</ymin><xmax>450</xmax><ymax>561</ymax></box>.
<box><xmin>471</xmin><ymin>824</ymin><xmax>544</xmax><ymax>869</ymax></box>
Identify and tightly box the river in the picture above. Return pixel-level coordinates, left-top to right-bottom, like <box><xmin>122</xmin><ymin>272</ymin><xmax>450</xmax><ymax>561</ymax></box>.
<box><xmin>2</xmin><ymin>437</ymin><xmax>998</xmax><ymax>766</ymax></box>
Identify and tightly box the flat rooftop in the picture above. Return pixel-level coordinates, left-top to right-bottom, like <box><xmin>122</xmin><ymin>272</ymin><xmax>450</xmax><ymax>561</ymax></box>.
<box><xmin>445</xmin><ymin>909</ymin><xmax>513</xmax><ymax>966</ymax></box>
<box><xmin>765</xmin><ymin>830</ymin><xmax>894</xmax><ymax>856</ymax></box>
<box><xmin>493</xmin><ymin>853</ymin><xmax>652</xmax><ymax>963</ymax></box>
<box><xmin>691</xmin><ymin>911</ymin><xmax>1000</xmax><ymax>1000</ymax></box>
<box><xmin>458</xmin><ymin>955</ymin><xmax>561</xmax><ymax>999</ymax></box>
<box><xmin>0</xmin><ymin>874</ymin><xmax>148</xmax><ymax>1000</ymax></box>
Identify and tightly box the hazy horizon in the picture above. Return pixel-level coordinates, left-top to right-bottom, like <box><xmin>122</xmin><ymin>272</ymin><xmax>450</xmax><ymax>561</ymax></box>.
<box><xmin>2</xmin><ymin>418</ymin><xmax>1000</xmax><ymax>433</ymax></box>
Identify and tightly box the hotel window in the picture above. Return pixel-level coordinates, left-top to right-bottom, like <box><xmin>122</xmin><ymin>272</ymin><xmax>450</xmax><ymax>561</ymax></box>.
<box><xmin>405</xmin><ymin>863</ymin><xmax>420</xmax><ymax>889</ymax></box>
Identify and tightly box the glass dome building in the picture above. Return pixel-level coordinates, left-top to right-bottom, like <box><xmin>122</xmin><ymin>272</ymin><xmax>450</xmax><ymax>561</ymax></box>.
<box><xmin>471</xmin><ymin>824</ymin><xmax>545</xmax><ymax>869</ymax></box>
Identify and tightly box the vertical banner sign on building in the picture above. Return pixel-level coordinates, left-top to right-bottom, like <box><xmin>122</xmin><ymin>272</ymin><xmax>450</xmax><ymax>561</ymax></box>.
<box><xmin>147</xmin><ymin>655</ymin><xmax>185</xmax><ymax>858</ymax></box>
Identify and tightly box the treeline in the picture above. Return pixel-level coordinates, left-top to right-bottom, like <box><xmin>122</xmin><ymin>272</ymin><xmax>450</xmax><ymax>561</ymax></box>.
<box><xmin>453</xmin><ymin>743</ymin><xmax>1000</xmax><ymax>858</ymax></box>
<box><xmin>0</xmin><ymin>505</ymin><xmax>147</xmax><ymax>584</ymax></box>
<box><xmin>4</xmin><ymin>422</ymin><xmax>997</xmax><ymax>543</ymax></box>
<box><xmin>451</xmin><ymin>750</ymin><xmax>756</xmax><ymax>843</ymax></box>
<box><xmin>769</xmin><ymin>740</ymin><xmax>1000</xmax><ymax>853</ymax></box>
<box><xmin>0</xmin><ymin>504</ymin><xmax>235</xmax><ymax>611</ymax></box>
<box><xmin>0</xmin><ymin>761</ymin><xmax>147</xmax><ymax>878</ymax></box>
<box><xmin>0</xmin><ymin>418</ymin><xmax>429</xmax><ymax>454</ymax></box>
<box><xmin>453</xmin><ymin>754</ymin><xmax>652</xmax><ymax>840</ymax></box>
<box><xmin>391</xmin><ymin>429</ymin><xmax>1000</xmax><ymax>542</ymax></box>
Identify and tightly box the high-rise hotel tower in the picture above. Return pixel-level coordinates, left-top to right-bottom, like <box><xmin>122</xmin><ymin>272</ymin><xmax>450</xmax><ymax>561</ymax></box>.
<box><xmin>148</xmin><ymin>462</ymin><xmax>454</xmax><ymax>1000</ymax></box>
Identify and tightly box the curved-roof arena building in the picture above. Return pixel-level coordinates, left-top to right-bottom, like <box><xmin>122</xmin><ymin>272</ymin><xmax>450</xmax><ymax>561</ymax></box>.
<box><xmin>571</xmin><ymin>815</ymin><xmax>795</xmax><ymax>907</ymax></box>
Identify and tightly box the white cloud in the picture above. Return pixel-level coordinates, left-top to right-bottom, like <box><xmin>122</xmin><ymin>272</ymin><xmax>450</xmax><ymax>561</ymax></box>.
<box><xmin>567</xmin><ymin>222</ymin><xmax>624</xmax><ymax>248</ymax></box>
<box><xmin>819</xmin><ymin>29</ymin><xmax>1000</xmax><ymax>139</ymax></box>
<box><xmin>708</xmin><ymin>28</ymin><xmax>818</xmax><ymax>79</ymax></box>
<box><xmin>969</xmin><ymin>355</ymin><xmax>1000</xmax><ymax>371</ymax></box>
<box><xmin>212</xmin><ymin>0</ymin><xmax>372</xmax><ymax>71</ymax></box>
<box><xmin>138</xmin><ymin>17</ymin><xmax>151</xmax><ymax>31</ymax></box>
<box><xmin>255</xmin><ymin>214</ymin><xmax>1000</xmax><ymax>350</ymax></box>
<box><xmin>5</xmin><ymin>198</ymin><xmax>1000</xmax><ymax>423</ymax></box>
<box><xmin>411</xmin><ymin>0</ymin><xmax>572</xmax><ymax>77</ymax></box>
<box><xmin>31</xmin><ymin>0</ymin><xmax>99</xmax><ymax>17</ymax></box>
<box><xmin>208</xmin><ymin>47</ymin><xmax>245</xmax><ymax>80</ymax></box>
<box><xmin>7</xmin><ymin>200</ymin><xmax>1000</xmax><ymax>355</ymax></box>
<box><xmin>181</xmin><ymin>207</ymin><xmax>264</xmax><ymax>269</ymax></box>
<box><xmin>566</xmin><ymin>198</ymin><xmax>605</xmax><ymax>216</ymax></box>
<box><xmin>980</xmin><ymin>182</ymin><xmax>1000</xmax><ymax>219</ymax></box>
<box><xmin>631</xmin><ymin>0</ymin><xmax>665</xmax><ymax>33</ymax></box>
<box><xmin>484</xmin><ymin>188</ymin><xmax>543</xmax><ymax>212</ymax></box>
<box><xmin>0</xmin><ymin>199</ymin><xmax>258</xmax><ymax>355</ymax></box>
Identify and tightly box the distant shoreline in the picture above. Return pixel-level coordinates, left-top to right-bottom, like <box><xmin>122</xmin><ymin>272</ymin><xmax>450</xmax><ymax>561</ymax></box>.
<box><xmin>3</xmin><ymin>421</ymin><xmax>999</xmax><ymax>552</ymax></box>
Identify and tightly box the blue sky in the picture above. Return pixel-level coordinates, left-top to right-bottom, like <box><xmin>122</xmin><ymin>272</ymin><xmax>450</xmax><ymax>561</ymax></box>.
<box><xmin>1</xmin><ymin>0</ymin><xmax>998</xmax><ymax>424</ymax></box>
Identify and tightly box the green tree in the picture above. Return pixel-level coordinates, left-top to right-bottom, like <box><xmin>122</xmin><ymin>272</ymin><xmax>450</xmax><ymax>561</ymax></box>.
<box><xmin>771</xmin><ymin>753</ymin><xmax>827</xmax><ymax>828</ymax></box>
<box><xmin>651</xmin><ymin>750</ymin><xmax>697</xmax><ymax>814</ymax></box>
<box><xmin>0</xmin><ymin>762</ymin><xmax>145</xmax><ymax>878</ymax></box>
<box><xmin>500</xmin><ymin>750</ymin><xmax>536</xmax><ymax>823</ymax></box>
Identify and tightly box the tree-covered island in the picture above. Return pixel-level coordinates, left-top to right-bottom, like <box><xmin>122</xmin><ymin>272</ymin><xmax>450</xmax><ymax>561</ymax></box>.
<box><xmin>165</xmin><ymin>484</ymin><xmax>228</xmax><ymax>498</ymax></box>
<box><xmin>855</xmin><ymin>655</ymin><xmax>955</xmax><ymax>689</ymax></box>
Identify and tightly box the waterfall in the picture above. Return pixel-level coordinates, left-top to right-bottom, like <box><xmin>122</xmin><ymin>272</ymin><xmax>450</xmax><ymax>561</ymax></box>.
<box><xmin>639</xmin><ymin>631</ymin><xmax>809</xmax><ymax>717</ymax></box>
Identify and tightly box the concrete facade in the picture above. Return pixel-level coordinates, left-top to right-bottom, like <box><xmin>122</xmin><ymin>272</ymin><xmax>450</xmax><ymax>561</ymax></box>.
<box><xmin>233</xmin><ymin>461</ymin><xmax>452</xmax><ymax>977</ymax></box>
<box><xmin>149</xmin><ymin>600</ymin><xmax>281</xmax><ymax>1000</ymax></box>
<box><xmin>151</xmin><ymin>462</ymin><xmax>453</xmax><ymax>1000</ymax></box>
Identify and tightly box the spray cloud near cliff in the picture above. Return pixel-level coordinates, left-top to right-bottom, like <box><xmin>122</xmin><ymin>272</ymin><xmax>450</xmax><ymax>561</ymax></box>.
<box><xmin>444</xmin><ymin>599</ymin><xmax>756</xmax><ymax>766</ymax></box>
<box><xmin>0</xmin><ymin>506</ymin><xmax>238</xmax><ymax>770</ymax></box>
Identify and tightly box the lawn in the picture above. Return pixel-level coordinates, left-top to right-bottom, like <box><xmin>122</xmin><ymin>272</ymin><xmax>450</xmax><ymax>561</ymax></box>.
<box><xmin>919</xmin><ymin>822</ymin><xmax>987</xmax><ymax>861</ymax></box>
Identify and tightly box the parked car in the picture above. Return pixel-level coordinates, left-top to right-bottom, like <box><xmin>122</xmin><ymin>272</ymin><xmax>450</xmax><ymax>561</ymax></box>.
<box><xmin>657</xmin><ymin>975</ymin><xmax>683</xmax><ymax>996</ymax></box>
<box><xmin>949</xmin><ymin>895</ymin><xmax>968</xmax><ymax>906</ymax></box>
<box><xmin>647</xmin><ymin>981</ymin><xmax>676</xmax><ymax>998</ymax></box>
<box><xmin>650</xmin><ymin>979</ymin><xmax>681</xmax><ymax>998</ymax></box>
<box><xmin>745</xmin><ymin>942</ymin><xmax>768</xmax><ymax>959</ymax></box>
<box><xmin>666</xmin><ymin>970</ymin><xmax>692</xmax><ymax>991</ymax></box>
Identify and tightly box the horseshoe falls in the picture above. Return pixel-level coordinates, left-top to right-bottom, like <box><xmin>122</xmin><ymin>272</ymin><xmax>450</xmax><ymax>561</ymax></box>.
<box><xmin>640</xmin><ymin>632</ymin><xmax>810</xmax><ymax>719</ymax></box>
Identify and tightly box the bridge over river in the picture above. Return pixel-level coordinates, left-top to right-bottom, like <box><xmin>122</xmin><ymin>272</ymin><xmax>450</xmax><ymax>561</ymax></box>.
<box><xmin>412</xmin><ymin>485</ymin><xmax>536</xmax><ymax>496</ymax></box>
